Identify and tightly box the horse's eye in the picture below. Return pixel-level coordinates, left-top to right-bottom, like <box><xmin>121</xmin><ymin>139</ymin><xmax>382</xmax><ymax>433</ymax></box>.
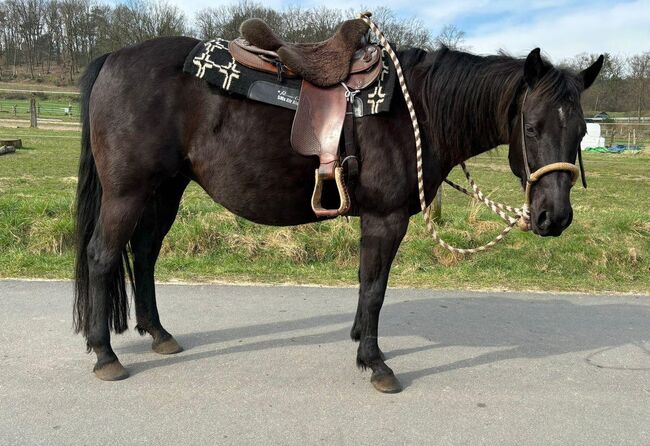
<box><xmin>524</xmin><ymin>124</ymin><xmax>537</xmax><ymax>137</ymax></box>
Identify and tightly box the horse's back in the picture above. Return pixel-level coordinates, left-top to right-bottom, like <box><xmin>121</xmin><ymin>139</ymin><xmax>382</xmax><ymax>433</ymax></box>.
<box><xmin>88</xmin><ymin>36</ymin><xmax>323</xmax><ymax>224</ymax></box>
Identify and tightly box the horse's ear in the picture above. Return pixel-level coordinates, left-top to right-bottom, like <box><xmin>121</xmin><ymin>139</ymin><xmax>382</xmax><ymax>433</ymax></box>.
<box><xmin>580</xmin><ymin>55</ymin><xmax>604</xmax><ymax>90</ymax></box>
<box><xmin>524</xmin><ymin>48</ymin><xmax>550</xmax><ymax>89</ymax></box>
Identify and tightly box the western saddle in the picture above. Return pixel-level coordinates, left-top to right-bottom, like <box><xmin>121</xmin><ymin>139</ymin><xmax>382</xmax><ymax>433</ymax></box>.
<box><xmin>229</xmin><ymin>17</ymin><xmax>383</xmax><ymax>217</ymax></box>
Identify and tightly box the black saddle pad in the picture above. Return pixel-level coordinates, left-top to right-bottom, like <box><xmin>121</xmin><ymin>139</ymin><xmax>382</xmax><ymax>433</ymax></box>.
<box><xmin>183</xmin><ymin>38</ymin><xmax>396</xmax><ymax>117</ymax></box>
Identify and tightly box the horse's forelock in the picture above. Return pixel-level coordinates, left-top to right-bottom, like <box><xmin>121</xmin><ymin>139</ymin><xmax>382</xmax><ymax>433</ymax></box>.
<box><xmin>530</xmin><ymin>67</ymin><xmax>583</xmax><ymax>107</ymax></box>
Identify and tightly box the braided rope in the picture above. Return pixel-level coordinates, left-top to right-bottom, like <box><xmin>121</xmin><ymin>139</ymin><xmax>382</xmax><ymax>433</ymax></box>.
<box><xmin>444</xmin><ymin>178</ymin><xmax>524</xmax><ymax>222</ymax></box>
<box><xmin>361</xmin><ymin>14</ymin><xmax>530</xmax><ymax>254</ymax></box>
<box><xmin>445</xmin><ymin>163</ymin><xmax>528</xmax><ymax>223</ymax></box>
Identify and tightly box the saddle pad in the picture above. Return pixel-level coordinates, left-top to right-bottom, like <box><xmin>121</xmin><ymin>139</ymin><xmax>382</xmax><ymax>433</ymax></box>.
<box><xmin>183</xmin><ymin>38</ymin><xmax>396</xmax><ymax>117</ymax></box>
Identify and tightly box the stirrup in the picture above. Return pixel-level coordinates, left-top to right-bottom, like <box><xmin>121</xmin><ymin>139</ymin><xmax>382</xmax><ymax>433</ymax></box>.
<box><xmin>311</xmin><ymin>166</ymin><xmax>350</xmax><ymax>218</ymax></box>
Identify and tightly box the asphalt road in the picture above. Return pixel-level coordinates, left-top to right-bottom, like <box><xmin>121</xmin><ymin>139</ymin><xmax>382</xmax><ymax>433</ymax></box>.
<box><xmin>1</xmin><ymin>280</ymin><xmax>649</xmax><ymax>445</ymax></box>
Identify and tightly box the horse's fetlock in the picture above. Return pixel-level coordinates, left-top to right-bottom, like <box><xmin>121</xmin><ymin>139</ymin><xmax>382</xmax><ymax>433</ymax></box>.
<box><xmin>356</xmin><ymin>355</ymin><xmax>370</xmax><ymax>370</ymax></box>
<box><xmin>86</xmin><ymin>331</ymin><xmax>110</xmax><ymax>351</ymax></box>
<box><xmin>135</xmin><ymin>324</ymin><xmax>149</xmax><ymax>336</ymax></box>
<box><xmin>357</xmin><ymin>342</ymin><xmax>383</xmax><ymax>368</ymax></box>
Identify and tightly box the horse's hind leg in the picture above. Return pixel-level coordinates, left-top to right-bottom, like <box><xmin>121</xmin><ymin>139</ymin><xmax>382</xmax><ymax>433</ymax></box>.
<box><xmin>86</xmin><ymin>193</ymin><xmax>149</xmax><ymax>381</ymax></box>
<box><xmin>130</xmin><ymin>175</ymin><xmax>189</xmax><ymax>354</ymax></box>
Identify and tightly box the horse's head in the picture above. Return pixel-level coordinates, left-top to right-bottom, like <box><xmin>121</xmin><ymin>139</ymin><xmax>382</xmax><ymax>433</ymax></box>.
<box><xmin>508</xmin><ymin>48</ymin><xmax>603</xmax><ymax>236</ymax></box>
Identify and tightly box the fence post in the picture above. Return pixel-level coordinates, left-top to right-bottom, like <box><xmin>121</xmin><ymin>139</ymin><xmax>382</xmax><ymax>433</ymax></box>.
<box><xmin>432</xmin><ymin>185</ymin><xmax>443</xmax><ymax>223</ymax></box>
<box><xmin>627</xmin><ymin>129</ymin><xmax>631</xmax><ymax>149</ymax></box>
<box><xmin>30</xmin><ymin>97</ymin><xmax>38</xmax><ymax>128</ymax></box>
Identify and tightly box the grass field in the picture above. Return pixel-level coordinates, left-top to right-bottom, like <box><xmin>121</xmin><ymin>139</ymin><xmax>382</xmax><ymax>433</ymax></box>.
<box><xmin>0</xmin><ymin>93</ymin><xmax>80</xmax><ymax>123</ymax></box>
<box><xmin>0</xmin><ymin>127</ymin><xmax>648</xmax><ymax>293</ymax></box>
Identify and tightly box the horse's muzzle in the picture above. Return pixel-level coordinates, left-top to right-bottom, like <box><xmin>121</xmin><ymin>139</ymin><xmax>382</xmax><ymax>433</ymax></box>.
<box><xmin>531</xmin><ymin>206</ymin><xmax>574</xmax><ymax>237</ymax></box>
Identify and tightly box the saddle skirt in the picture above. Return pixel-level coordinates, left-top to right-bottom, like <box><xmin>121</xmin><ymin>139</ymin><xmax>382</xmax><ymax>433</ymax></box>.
<box><xmin>183</xmin><ymin>38</ymin><xmax>395</xmax><ymax>117</ymax></box>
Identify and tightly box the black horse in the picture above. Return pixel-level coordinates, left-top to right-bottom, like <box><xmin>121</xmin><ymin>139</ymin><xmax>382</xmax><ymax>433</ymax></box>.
<box><xmin>73</xmin><ymin>33</ymin><xmax>603</xmax><ymax>392</ymax></box>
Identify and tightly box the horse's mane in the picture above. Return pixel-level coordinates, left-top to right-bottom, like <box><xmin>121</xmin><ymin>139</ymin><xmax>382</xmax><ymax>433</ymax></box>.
<box><xmin>398</xmin><ymin>46</ymin><xmax>582</xmax><ymax>163</ymax></box>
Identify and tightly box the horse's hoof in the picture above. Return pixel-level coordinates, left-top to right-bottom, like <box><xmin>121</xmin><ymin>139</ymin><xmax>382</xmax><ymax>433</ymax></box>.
<box><xmin>94</xmin><ymin>360</ymin><xmax>129</xmax><ymax>381</ymax></box>
<box><xmin>370</xmin><ymin>371</ymin><xmax>402</xmax><ymax>393</ymax></box>
<box><xmin>152</xmin><ymin>336</ymin><xmax>183</xmax><ymax>355</ymax></box>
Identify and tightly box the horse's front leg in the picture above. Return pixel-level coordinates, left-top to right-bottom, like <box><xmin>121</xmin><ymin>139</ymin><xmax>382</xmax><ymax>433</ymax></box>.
<box><xmin>353</xmin><ymin>208</ymin><xmax>409</xmax><ymax>393</ymax></box>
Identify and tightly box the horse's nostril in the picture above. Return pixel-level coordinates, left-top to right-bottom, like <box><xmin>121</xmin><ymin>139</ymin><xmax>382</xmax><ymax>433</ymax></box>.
<box><xmin>536</xmin><ymin>210</ymin><xmax>551</xmax><ymax>230</ymax></box>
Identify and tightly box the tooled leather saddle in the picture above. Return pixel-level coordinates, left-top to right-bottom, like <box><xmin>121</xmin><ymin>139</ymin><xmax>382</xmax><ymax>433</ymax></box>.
<box><xmin>229</xmin><ymin>17</ymin><xmax>383</xmax><ymax>217</ymax></box>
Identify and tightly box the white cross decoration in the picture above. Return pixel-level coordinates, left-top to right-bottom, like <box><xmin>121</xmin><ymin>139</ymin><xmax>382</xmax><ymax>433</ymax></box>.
<box><xmin>367</xmin><ymin>85</ymin><xmax>386</xmax><ymax>114</ymax></box>
<box><xmin>217</xmin><ymin>60</ymin><xmax>241</xmax><ymax>90</ymax></box>
<box><xmin>192</xmin><ymin>39</ymin><xmax>240</xmax><ymax>90</ymax></box>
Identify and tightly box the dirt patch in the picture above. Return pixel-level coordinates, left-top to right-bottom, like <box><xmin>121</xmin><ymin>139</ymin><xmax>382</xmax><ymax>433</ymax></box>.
<box><xmin>0</xmin><ymin>118</ymin><xmax>80</xmax><ymax>132</ymax></box>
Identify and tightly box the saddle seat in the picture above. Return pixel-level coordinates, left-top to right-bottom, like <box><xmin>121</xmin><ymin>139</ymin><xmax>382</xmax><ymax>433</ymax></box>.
<box><xmin>238</xmin><ymin>17</ymin><xmax>370</xmax><ymax>87</ymax></box>
<box><xmin>229</xmin><ymin>16</ymin><xmax>384</xmax><ymax>218</ymax></box>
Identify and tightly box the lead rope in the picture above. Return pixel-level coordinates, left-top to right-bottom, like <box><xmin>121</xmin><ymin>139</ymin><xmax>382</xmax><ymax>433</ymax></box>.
<box><xmin>360</xmin><ymin>13</ymin><xmax>530</xmax><ymax>254</ymax></box>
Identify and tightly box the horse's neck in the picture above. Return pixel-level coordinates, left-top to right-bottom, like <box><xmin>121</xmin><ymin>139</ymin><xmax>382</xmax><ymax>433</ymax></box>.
<box><xmin>412</xmin><ymin>49</ymin><xmax>524</xmax><ymax>171</ymax></box>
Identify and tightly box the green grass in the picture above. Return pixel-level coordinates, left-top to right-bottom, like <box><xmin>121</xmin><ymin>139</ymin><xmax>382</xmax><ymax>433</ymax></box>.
<box><xmin>1</xmin><ymin>127</ymin><xmax>649</xmax><ymax>293</ymax></box>
<box><xmin>0</xmin><ymin>95</ymin><xmax>80</xmax><ymax>123</ymax></box>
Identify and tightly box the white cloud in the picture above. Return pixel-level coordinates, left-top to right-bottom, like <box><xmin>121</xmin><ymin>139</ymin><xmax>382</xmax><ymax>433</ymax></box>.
<box><xmin>464</xmin><ymin>0</ymin><xmax>650</xmax><ymax>60</ymax></box>
<box><xmin>421</xmin><ymin>0</ymin><xmax>571</xmax><ymax>23</ymax></box>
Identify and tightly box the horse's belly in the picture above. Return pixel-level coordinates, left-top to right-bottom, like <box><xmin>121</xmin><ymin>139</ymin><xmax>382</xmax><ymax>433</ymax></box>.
<box><xmin>186</xmin><ymin>95</ymin><xmax>351</xmax><ymax>226</ymax></box>
<box><xmin>212</xmin><ymin>175</ymin><xmax>319</xmax><ymax>226</ymax></box>
<box><xmin>190</xmin><ymin>146</ymin><xmax>325</xmax><ymax>226</ymax></box>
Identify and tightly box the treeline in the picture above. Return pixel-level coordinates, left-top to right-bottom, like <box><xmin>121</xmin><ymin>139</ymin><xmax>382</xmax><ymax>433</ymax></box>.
<box><xmin>561</xmin><ymin>52</ymin><xmax>650</xmax><ymax>118</ymax></box>
<box><xmin>1</xmin><ymin>0</ymin><xmax>190</xmax><ymax>81</ymax></box>
<box><xmin>0</xmin><ymin>0</ymin><xmax>648</xmax><ymax>115</ymax></box>
<box><xmin>0</xmin><ymin>0</ymin><xmax>432</xmax><ymax>82</ymax></box>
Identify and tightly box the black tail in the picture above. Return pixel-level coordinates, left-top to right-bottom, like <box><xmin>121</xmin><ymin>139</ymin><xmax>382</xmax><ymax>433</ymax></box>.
<box><xmin>74</xmin><ymin>53</ymin><xmax>134</xmax><ymax>336</ymax></box>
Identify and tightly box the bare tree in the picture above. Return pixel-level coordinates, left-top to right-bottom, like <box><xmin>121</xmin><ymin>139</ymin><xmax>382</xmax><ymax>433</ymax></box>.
<box><xmin>434</xmin><ymin>24</ymin><xmax>466</xmax><ymax>50</ymax></box>
<box><xmin>196</xmin><ymin>1</ymin><xmax>282</xmax><ymax>41</ymax></box>
<box><xmin>628</xmin><ymin>52</ymin><xmax>650</xmax><ymax>121</ymax></box>
<box><xmin>5</xmin><ymin>0</ymin><xmax>46</xmax><ymax>77</ymax></box>
<box><xmin>371</xmin><ymin>7</ymin><xmax>432</xmax><ymax>49</ymax></box>
<box><xmin>149</xmin><ymin>1</ymin><xmax>186</xmax><ymax>37</ymax></box>
<box><xmin>195</xmin><ymin>3</ymin><xmax>431</xmax><ymax>48</ymax></box>
<box><xmin>43</xmin><ymin>0</ymin><xmax>62</xmax><ymax>72</ymax></box>
<box><xmin>0</xmin><ymin>4</ymin><xmax>7</xmax><ymax>70</ymax></box>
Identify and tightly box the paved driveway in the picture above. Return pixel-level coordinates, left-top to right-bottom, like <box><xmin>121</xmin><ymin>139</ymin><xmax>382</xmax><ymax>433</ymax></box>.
<box><xmin>1</xmin><ymin>280</ymin><xmax>649</xmax><ymax>445</ymax></box>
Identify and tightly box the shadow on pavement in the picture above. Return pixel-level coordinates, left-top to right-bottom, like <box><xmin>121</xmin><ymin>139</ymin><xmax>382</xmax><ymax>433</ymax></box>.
<box><xmin>118</xmin><ymin>294</ymin><xmax>650</xmax><ymax>388</ymax></box>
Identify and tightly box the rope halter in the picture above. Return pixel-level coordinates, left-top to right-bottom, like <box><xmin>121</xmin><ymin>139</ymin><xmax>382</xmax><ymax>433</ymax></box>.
<box><xmin>524</xmin><ymin>162</ymin><xmax>579</xmax><ymax>206</ymax></box>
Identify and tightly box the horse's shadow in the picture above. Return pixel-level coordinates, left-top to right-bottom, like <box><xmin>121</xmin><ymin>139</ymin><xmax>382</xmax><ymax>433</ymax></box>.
<box><xmin>117</xmin><ymin>291</ymin><xmax>650</xmax><ymax>388</ymax></box>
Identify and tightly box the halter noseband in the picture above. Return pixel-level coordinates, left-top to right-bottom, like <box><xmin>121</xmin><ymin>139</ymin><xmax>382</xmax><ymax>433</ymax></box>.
<box><xmin>519</xmin><ymin>88</ymin><xmax>586</xmax><ymax>208</ymax></box>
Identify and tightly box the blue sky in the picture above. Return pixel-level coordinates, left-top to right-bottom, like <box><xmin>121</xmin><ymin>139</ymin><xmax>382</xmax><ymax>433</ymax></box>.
<box><xmin>169</xmin><ymin>0</ymin><xmax>650</xmax><ymax>60</ymax></box>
